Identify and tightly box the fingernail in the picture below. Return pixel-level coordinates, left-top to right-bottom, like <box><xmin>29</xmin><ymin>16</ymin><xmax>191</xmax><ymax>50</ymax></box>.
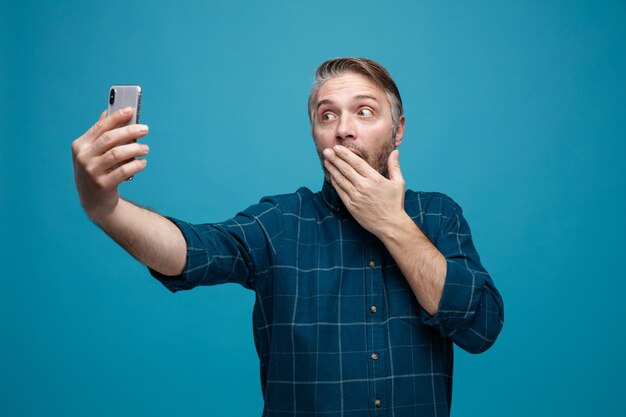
<box><xmin>122</xmin><ymin>107</ymin><xmax>132</xmax><ymax>114</ymax></box>
<box><xmin>143</xmin><ymin>144</ymin><xmax>150</xmax><ymax>152</ymax></box>
<box><xmin>323</xmin><ymin>148</ymin><xmax>332</xmax><ymax>157</ymax></box>
<box><xmin>138</xmin><ymin>124</ymin><xmax>149</xmax><ymax>133</ymax></box>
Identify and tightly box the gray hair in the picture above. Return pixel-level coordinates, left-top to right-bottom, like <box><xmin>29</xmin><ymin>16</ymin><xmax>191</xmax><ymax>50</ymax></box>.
<box><xmin>308</xmin><ymin>57</ymin><xmax>403</xmax><ymax>138</ymax></box>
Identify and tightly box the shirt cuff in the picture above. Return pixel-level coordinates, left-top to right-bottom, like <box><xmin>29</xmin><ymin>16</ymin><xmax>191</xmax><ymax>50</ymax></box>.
<box><xmin>147</xmin><ymin>216</ymin><xmax>203</xmax><ymax>293</ymax></box>
<box><xmin>420</xmin><ymin>259</ymin><xmax>478</xmax><ymax>329</ymax></box>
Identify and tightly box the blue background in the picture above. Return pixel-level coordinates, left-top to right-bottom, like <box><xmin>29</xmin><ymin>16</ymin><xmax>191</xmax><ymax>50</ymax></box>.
<box><xmin>2</xmin><ymin>1</ymin><xmax>625</xmax><ymax>415</ymax></box>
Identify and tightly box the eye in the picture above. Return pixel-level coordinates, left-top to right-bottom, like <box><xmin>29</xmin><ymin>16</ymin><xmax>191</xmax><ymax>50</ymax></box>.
<box><xmin>321</xmin><ymin>112</ymin><xmax>337</xmax><ymax>122</ymax></box>
<box><xmin>358</xmin><ymin>108</ymin><xmax>374</xmax><ymax>117</ymax></box>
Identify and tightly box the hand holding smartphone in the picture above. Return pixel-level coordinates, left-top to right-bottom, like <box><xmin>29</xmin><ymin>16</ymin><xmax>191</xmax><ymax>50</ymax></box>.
<box><xmin>107</xmin><ymin>85</ymin><xmax>142</xmax><ymax>180</ymax></box>
<box><xmin>71</xmin><ymin>85</ymin><xmax>149</xmax><ymax>222</ymax></box>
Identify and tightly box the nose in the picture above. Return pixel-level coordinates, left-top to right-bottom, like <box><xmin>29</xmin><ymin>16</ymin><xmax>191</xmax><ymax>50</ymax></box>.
<box><xmin>335</xmin><ymin>114</ymin><xmax>356</xmax><ymax>142</ymax></box>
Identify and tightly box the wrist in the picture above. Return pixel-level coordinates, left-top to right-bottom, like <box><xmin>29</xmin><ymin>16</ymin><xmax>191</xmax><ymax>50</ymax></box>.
<box><xmin>377</xmin><ymin>211</ymin><xmax>416</xmax><ymax>244</ymax></box>
<box><xmin>87</xmin><ymin>195</ymin><xmax>122</xmax><ymax>227</ymax></box>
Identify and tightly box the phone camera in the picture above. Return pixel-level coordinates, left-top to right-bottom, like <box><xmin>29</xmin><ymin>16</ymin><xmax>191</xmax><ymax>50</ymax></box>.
<box><xmin>109</xmin><ymin>89</ymin><xmax>116</xmax><ymax>105</ymax></box>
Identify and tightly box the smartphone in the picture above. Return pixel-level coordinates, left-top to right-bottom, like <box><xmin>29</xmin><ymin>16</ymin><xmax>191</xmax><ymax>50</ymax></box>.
<box><xmin>107</xmin><ymin>85</ymin><xmax>142</xmax><ymax>125</ymax></box>
<box><xmin>107</xmin><ymin>85</ymin><xmax>142</xmax><ymax>181</ymax></box>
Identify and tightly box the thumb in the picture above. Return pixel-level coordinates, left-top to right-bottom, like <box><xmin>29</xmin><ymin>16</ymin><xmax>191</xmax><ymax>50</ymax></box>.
<box><xmin>387</xmin><ymin>149</ymin><xmax>403</xmax><ymax>182</ymax></box>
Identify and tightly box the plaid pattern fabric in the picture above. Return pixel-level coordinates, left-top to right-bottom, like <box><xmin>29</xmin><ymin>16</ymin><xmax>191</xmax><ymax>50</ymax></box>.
<box><xmin>149</xmin><ymin>181</ymin><xmax>504</xmax><ymax>417</ymax></box>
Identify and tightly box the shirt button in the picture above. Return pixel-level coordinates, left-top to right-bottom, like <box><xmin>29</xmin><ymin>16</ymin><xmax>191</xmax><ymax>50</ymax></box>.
<box><xmin>370</xmin><ymin>305</ymin><xmax>377</xmax><ymax>314</ymax></box>
<box><xmin>374</xmin><ymin>398</ymin><xmax>382</xmax><ymax>407</ymax></box>
<box><xmin>371</xmin><ymin>352</ymin><xmax>379</xmax><ymax>360</ymax></box>
<box><xmin>368</xmin><ymin>260</ymin><xmax>376</xmax><ymax>268</ymax></box>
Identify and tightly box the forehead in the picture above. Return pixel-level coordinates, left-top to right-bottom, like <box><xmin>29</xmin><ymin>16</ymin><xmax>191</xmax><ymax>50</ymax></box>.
<box><xmin>316</xmin><ymin>72</ymin><xmax>386</xmax><ymax>103</ymax></box>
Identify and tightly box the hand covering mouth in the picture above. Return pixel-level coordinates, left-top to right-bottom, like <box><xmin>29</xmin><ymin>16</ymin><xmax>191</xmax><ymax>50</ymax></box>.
<box><xmin>347</xmin><ymin>148</ymin><xmax>365</xmax><ymax>159</ymax></box>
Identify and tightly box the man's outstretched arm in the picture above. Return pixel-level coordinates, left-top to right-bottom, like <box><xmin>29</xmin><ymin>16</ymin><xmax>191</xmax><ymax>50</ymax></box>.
<box><xmin>72</xmin><ymin>108</ymin><xmax>186</xmax><ymax>276</ymax></box>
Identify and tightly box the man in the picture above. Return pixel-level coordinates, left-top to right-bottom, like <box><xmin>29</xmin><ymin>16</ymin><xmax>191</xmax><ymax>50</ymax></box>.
<box><xmin>72</xmin><ymin>57</ymin><xmax>504</xmax><ymax>417</ymax></box>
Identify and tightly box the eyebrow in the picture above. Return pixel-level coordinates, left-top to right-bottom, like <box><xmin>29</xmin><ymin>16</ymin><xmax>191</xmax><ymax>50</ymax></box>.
<box><xmin>316</xmin><ymin>95</ymin><xmax>379</xmax><ymax>111</ymax></box>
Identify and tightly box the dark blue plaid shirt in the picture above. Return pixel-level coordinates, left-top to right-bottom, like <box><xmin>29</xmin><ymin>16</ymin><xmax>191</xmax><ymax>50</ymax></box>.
<box><xmin>149</xmin><ymin>181</ymin><xmax>504</xmax><ymax>417</ymax></box>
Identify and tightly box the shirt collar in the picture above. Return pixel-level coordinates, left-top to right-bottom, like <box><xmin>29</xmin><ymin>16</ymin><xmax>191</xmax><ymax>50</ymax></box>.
<box><xmin>321</xmin><ymin>180</ymin><xmax>349</xmax><ymax>218</ymax></box>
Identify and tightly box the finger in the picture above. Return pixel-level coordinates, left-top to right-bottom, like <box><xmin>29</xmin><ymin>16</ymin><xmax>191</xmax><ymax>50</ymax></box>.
<box><xmin>72</xmin><ymin>109</ymin><xmax>111</xmax><ymax>151</ymax></box>
<box><xmin>92</xmin><ymin>142</ymin><xmax>150</xmax><ymax>176</ymax></box>
<box><xmin>387</xmin><ymin>149</ymin><xmax>404</xmax><ymax>182</ymax></box>
<box><xmin>84</xmin><ymin>106</ymin><xmax>135</xmax><ymax>142</ymax></box>
<box><xmin>323</xmin><ymin>148</ymin><xmax>363</xmax><ymax>184</ymax></box>
<box><xmin>324</xmin><ymin>158</ymin><xmax>354</xmax><ymax>196</ymax></box>
<box><xmin>332</xmin><ymin>145</ymin><xmax>379</xmax><ymax>177</ymax></box>
<box><xmin>90</xmin><ymin>123</ymin><xmax>149</xmax><ymax>156</ymax></box>
<box><xmin>100</xmin><ymin>158</ymin><xmax>148</xmax><ymax>188</ymax></box>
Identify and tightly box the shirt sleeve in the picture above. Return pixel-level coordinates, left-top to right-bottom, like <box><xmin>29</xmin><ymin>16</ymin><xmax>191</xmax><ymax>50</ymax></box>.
<box><xmin>148</xmin><ymin>198</ymin><xmax>284</xmax><ymax>293</ymax></box>
<box><xmin>420</xmin><ymin>195</ymin><xmax>504</xmax><ymax>354</ymax></box>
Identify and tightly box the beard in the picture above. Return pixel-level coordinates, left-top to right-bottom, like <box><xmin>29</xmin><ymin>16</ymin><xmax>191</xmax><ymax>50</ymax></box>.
<box><xmin>317</xmin><ymin>134</ymin><xmax>396</xmax><ymax>182</ymax></box>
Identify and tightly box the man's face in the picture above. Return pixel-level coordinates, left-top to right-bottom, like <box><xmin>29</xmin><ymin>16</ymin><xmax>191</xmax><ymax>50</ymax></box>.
<box><xmin>311</xmin><ymin>72</ymin><xmax>404</xmax><ymax>180</ymax></box>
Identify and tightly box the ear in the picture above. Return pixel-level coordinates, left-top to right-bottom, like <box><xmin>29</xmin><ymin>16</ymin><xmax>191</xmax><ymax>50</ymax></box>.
<box><xmin>393</xmin><ymin>115</ymin><xmax>405</xmax><ymax>147</ymax></box>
